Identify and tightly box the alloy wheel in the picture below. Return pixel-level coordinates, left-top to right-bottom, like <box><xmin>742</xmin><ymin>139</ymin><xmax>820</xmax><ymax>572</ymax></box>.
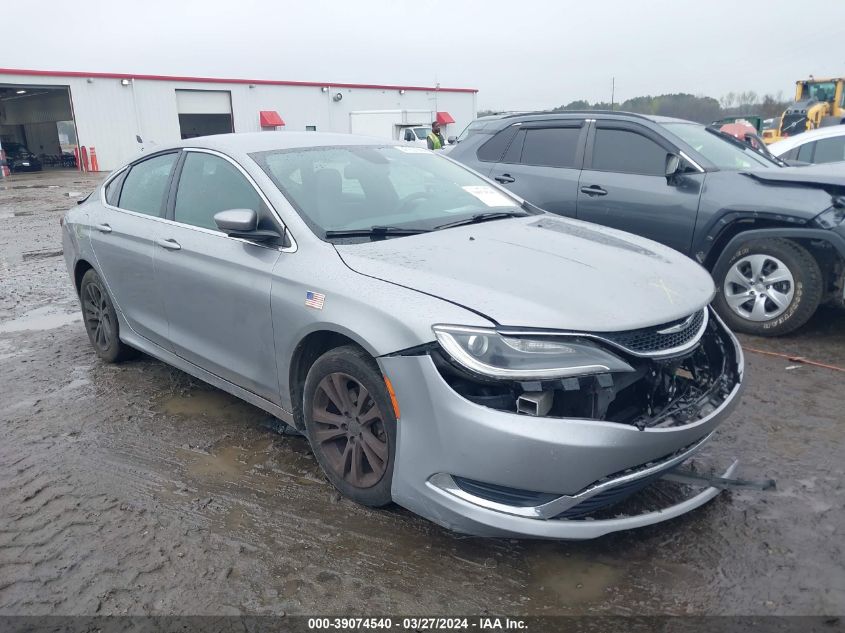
<box><xmin>82</xmin><ymin>281</ymin><xmax>113</xmax><ymax>351</ymax></box>
<box><xmin>311</xmin><ymin>372</ymin><xmax>389</xmax><ymax>489</ymax></box>
<box><xmin>723</xmin><ymin>254</ymin><xmax>795</xmax><ymax>322</ymax></box>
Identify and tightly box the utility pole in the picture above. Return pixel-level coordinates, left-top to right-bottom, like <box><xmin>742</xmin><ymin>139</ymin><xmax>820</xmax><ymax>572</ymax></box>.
<box><xmin>611</xmin><ymin>77</ymin><xmax>615</xmax><ymax>111</ymax></box>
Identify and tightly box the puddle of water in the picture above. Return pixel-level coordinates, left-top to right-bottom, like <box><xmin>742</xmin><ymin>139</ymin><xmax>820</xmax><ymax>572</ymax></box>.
<box><xmin>0</xmin><ymin>306</ymin><xmax>81</xmax><ymax>333</ymax></box>
<box><xmin>181</xmin><ymin>440</ymin><xmax>274</xmax><ymax>479</ymax></box>
<box><xmin>160</xmin><ymin>390</ymin><xmax>258</xmax><ymax>419</ymax></box>
<box><xmin>524</xmin><ymin>546</ymin><xmax>625</xmax><ymax>606</ymax></box>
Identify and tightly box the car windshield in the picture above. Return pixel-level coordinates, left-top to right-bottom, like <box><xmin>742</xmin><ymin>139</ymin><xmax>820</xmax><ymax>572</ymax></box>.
<box><xmin>661</xmin><ymin>122</ymin><xmax>777</xmax><ymax>170</ymax></box>
<box><xmin>251</xmin><ymin>145</ymin><xmax>523</xmax><ymax>239</ymax></box>
<box><xmin>413</xmin><ymin>127</ymin><xmax>430</xmax><ymax>140</ymax></box>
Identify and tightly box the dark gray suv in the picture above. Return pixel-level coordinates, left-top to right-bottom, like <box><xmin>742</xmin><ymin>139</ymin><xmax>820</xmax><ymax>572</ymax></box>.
<box><xmin>448</xmin><ymin>112</ymin><xmax>845</xmax><ymax>336</ymax></box>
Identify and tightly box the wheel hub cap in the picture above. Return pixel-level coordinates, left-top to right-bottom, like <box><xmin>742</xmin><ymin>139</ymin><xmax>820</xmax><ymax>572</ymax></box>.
<box><xmin>312</xmin><ymin>372</ymin><xmax>389</xmax><ymax>489</ymax></box>
<box><xmin>723</xmin><ymin>253</ymin><xmax>795</xmax><ymax>322</ymax></box>
<box><xmin>82</xmin><ymin>281</ymin><xmax>112</xmax><ymax>350</ymax></box>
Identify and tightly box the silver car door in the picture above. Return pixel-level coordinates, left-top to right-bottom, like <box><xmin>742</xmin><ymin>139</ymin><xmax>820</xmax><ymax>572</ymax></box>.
<box><xmin>155</xmin><ymin>149</ymin><xmax>283</xmax><ymax>404</ymax></box>
<box><xmin>88</xmin><ymin>152</ymin><xmax>178</xmax><ymax>346</ymax></box>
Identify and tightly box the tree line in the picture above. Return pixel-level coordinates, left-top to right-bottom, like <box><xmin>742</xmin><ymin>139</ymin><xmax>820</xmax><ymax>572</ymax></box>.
<box><xmin>478</xmin><ymin>92</ymin><xmax>791</xmax><ymax>123</ymax></box>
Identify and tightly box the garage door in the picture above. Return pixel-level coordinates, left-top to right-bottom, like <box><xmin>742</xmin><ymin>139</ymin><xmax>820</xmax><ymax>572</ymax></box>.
<box><xmin>175</xmin><ymin>90</ymin><xmax>233</xmax><ymax>139</ymax></box>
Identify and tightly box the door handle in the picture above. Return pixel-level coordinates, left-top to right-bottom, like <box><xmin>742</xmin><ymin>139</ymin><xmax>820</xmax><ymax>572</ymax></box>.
<box><xmin>156</xmin><ymin>238</ymin><xmax>181</xmax><ymax>251</ymax></box>
<box><xmin>95</xmin><ymin>223</ymin><xmax>112</xmax><ymax>233</ymax></box>
<box><xmin>580</xmin><ymin>185</ymin><xmax>608</xmax><ymax>196</ymax></box>
<box><xmin>494</xmin><ymin>174</ymin><xmax>515</xmax><ymax>184</ymax></box>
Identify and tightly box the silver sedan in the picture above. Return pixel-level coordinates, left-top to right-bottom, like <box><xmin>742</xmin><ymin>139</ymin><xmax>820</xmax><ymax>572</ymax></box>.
<box><xmin>62</xmin><ymin>132</ymin><xmax>744</xmax><ymax>538</ymax></box>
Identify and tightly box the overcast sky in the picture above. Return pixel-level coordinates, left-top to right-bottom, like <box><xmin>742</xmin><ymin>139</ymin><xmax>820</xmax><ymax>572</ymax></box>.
<box><xmin>5</xmin><ymin>0</ymin><xmax>844</xmax><ymax>110</ymax></box>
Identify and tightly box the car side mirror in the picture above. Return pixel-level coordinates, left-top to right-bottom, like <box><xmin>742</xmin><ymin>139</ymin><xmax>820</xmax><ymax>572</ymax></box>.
<box><xmin>214</xmin><ymin>208</ymin><xmax>281</xmax><ymax>243</ymax></box>
<box><xmin>447</xmin><ymin>136</ymin><xmax>456</xmax><ymax>145</ymax></box>
<box><xmin>214</xmin><ymin>208</ymin><xmax>257</xmax><ymax>233</ymax></box>
<box><xmin>665</xmin><ymin>153</ymin><xmax>681</xmax><ymax>179</ymax></box>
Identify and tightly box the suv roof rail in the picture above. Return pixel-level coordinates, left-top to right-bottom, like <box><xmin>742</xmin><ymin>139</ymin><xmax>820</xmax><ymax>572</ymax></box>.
<box><xmin>494</xmin><ymin>109</ymin><xmax>654</xmax><ymax>121</ymax></box>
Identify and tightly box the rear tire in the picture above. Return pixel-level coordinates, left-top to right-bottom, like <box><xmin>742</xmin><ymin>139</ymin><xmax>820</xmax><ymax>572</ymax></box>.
<box><xmin>712</xmin><ymin>238</ymin><xmax>822</xmax><ymax>336</ymax></box>
<box><xmin>79</xmin><ymin>269</ymin><xmax>137</xmax><ymax>362</ymax></box>
<box><xmin>303</xmin><ymin>345</ymin><xmax>396</xmax><ymax>507</ymax></box>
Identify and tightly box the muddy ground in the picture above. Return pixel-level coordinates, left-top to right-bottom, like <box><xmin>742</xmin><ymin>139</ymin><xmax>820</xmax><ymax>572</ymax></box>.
<box><xmin>1</xmin><ymin>170</ymin><xmax>843</xmax><ymax>616</ymax></box>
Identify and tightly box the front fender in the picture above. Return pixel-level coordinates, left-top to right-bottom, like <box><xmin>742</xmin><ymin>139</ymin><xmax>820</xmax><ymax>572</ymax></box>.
<box><xmin>710</xmin><ymin>227</ymin><xmax>845</xmax><ymax>272</ymax></box>
<box><xmin>270</xmin><ymin>246</ymin><xmax>494</xmax><ymax>412</ymax></box>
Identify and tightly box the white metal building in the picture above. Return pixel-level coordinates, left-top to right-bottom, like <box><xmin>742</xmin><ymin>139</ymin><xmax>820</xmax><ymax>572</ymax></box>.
<box><xmin>0</xmin><ymin>67</ymin><xmax>478</xmax><ymax>172</ymax></box>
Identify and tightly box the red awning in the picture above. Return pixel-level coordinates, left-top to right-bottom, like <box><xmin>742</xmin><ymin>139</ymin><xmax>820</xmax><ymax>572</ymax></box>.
<box><xmin>259</xmin><ymin>111</ymin><xmax>285</xmax><ymax>127</ymax></box>
<box><xmin>436</xmin><ymin>111</ymin><xmax>455</xmax><ymax>125</ymax></box>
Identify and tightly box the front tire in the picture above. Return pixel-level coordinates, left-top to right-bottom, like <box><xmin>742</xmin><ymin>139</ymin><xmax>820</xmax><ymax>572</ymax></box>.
<box><xmin>79</xmin><ymin>269</ymin><xmax>137</xmax><ymax>362</ymax></box>
<box><xmin>712</xmin><ymin>238</ymin><xmax>822</xmax><ymax>336</ymax></box>
<box><xmin>303</xmin><ymin>345</ymin><xmax>396</xmax><ymax>507</ymax></box>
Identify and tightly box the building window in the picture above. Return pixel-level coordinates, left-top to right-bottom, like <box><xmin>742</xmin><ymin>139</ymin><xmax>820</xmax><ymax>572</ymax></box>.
<box><xmin>306</xmin><ymin>125</ymin><xmax>317</xmax><ymax>132</ymax></box>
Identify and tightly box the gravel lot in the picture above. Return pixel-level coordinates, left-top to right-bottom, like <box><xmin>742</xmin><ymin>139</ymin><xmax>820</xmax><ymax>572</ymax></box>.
<box><xmin>1</xmin><ymin>170</ymin><xmax>843</xmax><ymax>616</ymax></box>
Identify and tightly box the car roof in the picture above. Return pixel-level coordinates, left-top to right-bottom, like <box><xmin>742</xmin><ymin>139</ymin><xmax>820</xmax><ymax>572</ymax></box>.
<box><xmin>479</xmin><ymin>110</ymin><xmax>695</xmax><ymax>126</ymax></box>
<box><xmin>169</xmin><ymin>131</ymin><xmax>393</xmax><ymax>154</ymax></box>
<box><xmin>769</xmin><ymin>125</ymin><xmax>845</xmax><ymax>154</ymax></box>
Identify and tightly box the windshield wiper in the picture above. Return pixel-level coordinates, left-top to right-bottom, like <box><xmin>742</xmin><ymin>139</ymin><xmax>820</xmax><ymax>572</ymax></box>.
<box><xmin>323</xmin><ymin>226</ymin><xmax>430</xmax><ymax>240</ymax></box>
<box><xmin>433</xmin><ymin>210</ymin><xmax>529</xmax><ymax>231</ymax></box>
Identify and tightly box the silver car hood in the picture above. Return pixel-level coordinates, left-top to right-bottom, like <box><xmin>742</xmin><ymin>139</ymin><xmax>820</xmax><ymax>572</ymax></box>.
<box><xmin>335</xmin><ymin>215</ymin><xmax>715</xmax><ymax>332</ymax></box>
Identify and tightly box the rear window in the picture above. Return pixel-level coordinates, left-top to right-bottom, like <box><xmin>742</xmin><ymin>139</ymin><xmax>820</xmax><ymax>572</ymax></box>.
<box><xmin>456</xmin><ymin>119</ymin><xmax>498</xmax><ymax>142</ymax></box>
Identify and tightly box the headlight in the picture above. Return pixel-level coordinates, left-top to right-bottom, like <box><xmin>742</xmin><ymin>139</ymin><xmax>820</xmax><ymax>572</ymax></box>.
<box><xmin>433</xmin><ymin>325</ymin><xmax>634</xmax><ymax>380</ymax></box>
<box><xmin>815</xmin><ymin>201</ymin><xmax>845</xmax><ymax>229</ymax></box>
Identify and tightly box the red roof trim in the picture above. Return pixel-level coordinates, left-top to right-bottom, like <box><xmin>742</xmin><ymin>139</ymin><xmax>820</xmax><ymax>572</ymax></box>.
<box><xmin>259</xmin><ymin>111</ymin><xmax>285</xmax><ymax>127</ymax></box>
<box><xmin>0</xmin><ymin>67</ymin><xmax>478</xmax><ymax>94</ymax></box>
<box><xmin>436</xmin><ymin>111</ymin><xmax>456</xmax><ymax>125</ymax></box>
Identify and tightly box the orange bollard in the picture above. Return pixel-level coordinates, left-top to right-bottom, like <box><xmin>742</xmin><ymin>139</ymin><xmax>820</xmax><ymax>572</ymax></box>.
<box><xmin>0</xmin><ymin>149</ymin><xmax>9</xmax><ymax>178</ymax></box>
<box><xmin>90</xmin><ymin>147</ymin><xmax>99</xmax><ymax>172</ymax></box>
<box><xmin>74</xmin><ymin>147</ymin><xmax>81</xmax><ymax>171</ymax></box>
<box><xmin>80</xmin><ymin>146</ymin><xmax>90</xmax><ymax>172</ymax></box>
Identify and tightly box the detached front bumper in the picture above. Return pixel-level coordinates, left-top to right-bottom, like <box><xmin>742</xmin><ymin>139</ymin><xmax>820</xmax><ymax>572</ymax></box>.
<box><xmin>379</xmin><ymin>314</ymin><xmax>744</xmax><ymax>539</ymax></box>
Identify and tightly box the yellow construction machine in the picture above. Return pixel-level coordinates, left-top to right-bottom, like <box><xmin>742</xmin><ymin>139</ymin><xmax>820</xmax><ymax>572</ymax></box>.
<box><xmin>763</xmin><ymin>77</ymin><xmax>845</xmax><ymax>144</ymax></box>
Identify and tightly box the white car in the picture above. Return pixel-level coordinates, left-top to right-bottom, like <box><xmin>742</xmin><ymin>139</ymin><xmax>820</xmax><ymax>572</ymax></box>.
<box><xmin>769</xmin><ymin>126</ymin><xmax>845</xmax><ymax>165</ymax></box>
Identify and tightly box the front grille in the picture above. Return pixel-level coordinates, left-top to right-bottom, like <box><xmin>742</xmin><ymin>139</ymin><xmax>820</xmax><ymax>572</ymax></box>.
<box><xmin>596</xmin><ymin>308</ymin><xmax>706</xmax><ymax>356</ymax></box>
<box><xmin>780</xmin><ymin>113</ymin><xmax>808</xmax><ymax>136</ymax></box>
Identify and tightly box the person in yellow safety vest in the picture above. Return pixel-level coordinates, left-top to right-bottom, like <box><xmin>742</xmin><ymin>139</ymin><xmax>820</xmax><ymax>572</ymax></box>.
<box><xmin>427</xmin><ymin>121</ymin><xmax>446</xmax><ymax>150</ymax></box>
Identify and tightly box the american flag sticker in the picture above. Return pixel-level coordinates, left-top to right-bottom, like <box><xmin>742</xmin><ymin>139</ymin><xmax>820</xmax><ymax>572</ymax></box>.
<box><xmin>305</xmin><ymin>291</ymin><xmax>326</xmax><ymax>310</ymax></box>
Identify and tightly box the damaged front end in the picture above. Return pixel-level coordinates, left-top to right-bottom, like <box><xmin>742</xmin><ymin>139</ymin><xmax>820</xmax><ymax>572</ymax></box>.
<box><xmin>418</xmin><ymin>307</ymin><xmax>744</xmax><ymax>526</ymax></box>
<box><xmin>431</xmin><ymin>307</ymin><xmax>740</xmax><ymax>431</ymax></box>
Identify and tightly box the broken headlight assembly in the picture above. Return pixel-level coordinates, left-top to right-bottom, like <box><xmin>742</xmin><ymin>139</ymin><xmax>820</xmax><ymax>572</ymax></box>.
<box><xmin>432</xmin><ymin>324</ymin><xmax>634</xmax><ymax>380</ymax></box>
<box><xmin>813</xmin><ymin>197</ymin><xmax>845</xmax><ymax>229</ymax></box>
<box><xmin>431</xmin><ymin>312</ymin><xmax>740</xmax><ymax>429</ymax></box>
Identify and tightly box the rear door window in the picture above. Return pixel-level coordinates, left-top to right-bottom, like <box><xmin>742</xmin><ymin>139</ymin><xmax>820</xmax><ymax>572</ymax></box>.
<box><xmin>812</xmin><ymin>137</ymin><xmax>845</xmax><ymax>164</ymax></box>
<box><xmin>118</xmin><ymin>153</ymin><xmax>178</xmax><ymax>216</ymax></box>
<box><xmin>796</xmin><ymin>141</ymin><xmax>816</xmax><ymax>163</ymax></box>
<box><xmin>591</xmin><ymin>128</ymin><xmax>667</xmax><ymax>176</ymax></box>
<box><xmin>519</xmin><ymin>127</ymin><xmax>581</xmax><ymax>168</ymax></box>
